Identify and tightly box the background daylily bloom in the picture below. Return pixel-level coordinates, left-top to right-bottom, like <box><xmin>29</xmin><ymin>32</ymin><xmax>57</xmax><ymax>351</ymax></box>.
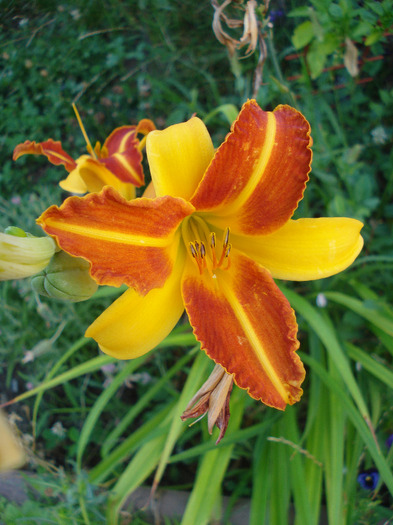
<box><xmin>37</xmin><ymin>100</ymin><xmax>364</xmax><ymax>411</ymax></box>
<box><xmin>13</xmin><ymin>119</ymin><xmax>156</xmax><ymax>200</ymax></box>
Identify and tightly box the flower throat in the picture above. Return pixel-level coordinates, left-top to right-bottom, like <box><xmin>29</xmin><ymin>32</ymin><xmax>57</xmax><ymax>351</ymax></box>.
<box><xmin>182</xmin><ymin>216</ymin><xmax>231</xmax><ymax>276</ymax></box>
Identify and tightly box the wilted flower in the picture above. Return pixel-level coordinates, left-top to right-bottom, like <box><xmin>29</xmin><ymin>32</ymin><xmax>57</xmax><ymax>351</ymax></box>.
<box><xmin>181</xmin><ymin>364</ymin><xmax>233</xmax><ymax>443</ymax></box>
<box><xmin>212</xmin><ymin>0</ymin><xmax>259</xmax><ymax>57</ymax></box>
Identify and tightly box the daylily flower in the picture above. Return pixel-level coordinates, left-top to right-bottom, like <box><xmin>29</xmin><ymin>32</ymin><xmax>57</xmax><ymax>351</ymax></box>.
<box><xmin>37</xmin><ymin>100</ymin><xmax>364</xmax><ymax>418</ymax></box>
<box><xmin>13</xmin><ymin>115</ymin><xmax>155</xmax><ymax>200</ymax></box>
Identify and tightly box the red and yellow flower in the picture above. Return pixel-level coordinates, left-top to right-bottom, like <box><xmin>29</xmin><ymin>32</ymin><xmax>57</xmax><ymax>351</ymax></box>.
<box><xmin>13</xmin><ymin>118</ymin><xmax>155</xmax><ymax>200</ymax></box>
<box><xmin>37</xmin><ymin>100</ymin><xmax>363</xmax><ymax>411</ymax></box>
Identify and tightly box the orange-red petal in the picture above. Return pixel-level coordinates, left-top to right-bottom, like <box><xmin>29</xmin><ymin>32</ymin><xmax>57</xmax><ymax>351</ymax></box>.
<box><xmin>101</xmin><ymin>124</ymin><xmax>154</xmax><ymax>186</ymax></box>
<box><xmin>191</xmin><ymin>100</ymin><xmax>312</xmax><ymax>235</ymax></box>
<box><xmin>181</xmin><ymin>251</ymin><xmax>305</xmax><ymax>409</ymax></box>
<box><xmin>13</xmin><ymin>139</ymin><xmax>77</xmax><ymax>172</ymax></box>
<box><xmin>37</xmin><ymin>187</ymin><xmax>194</xmax><ymax>295</ymax></box>
<box><xmin>135</xmin><ymin>118</ymin><xmax>156</xmax><ymax>136</ymax></box>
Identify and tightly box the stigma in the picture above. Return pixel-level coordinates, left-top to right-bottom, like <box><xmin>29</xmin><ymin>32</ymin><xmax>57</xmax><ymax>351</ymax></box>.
<box><xmin>189</xmin><ymin>227</ymin><xmax>231</xmax><ymax>276</ymax></box>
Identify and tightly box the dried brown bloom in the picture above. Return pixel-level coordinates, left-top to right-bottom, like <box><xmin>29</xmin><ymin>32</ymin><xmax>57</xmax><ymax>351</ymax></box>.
<box><xmin>181</xmin><ymin>364</ymin><xmax>233</xmax><ymax>444</ymax></box>
<box><xmin>212</xmin><ymin>0</ymin><xmax>259</xmax><ymax>57</ymax></box>
<box><xmin>211</xmin><ymin>0</ymin><xmax>271</xmax><ymax>97</ymax></box>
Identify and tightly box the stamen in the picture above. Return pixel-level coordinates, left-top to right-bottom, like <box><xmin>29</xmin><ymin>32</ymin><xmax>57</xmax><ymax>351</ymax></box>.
<box><xmin>184</xmin><ymin>218</ymin><xmax>232</xmax><ymax>276</ymax></box>
<box><xmin>72</xmin><ymin>103</ymin><xmax>98</xmax><ymax>160</ymax></box>
<box><xmin>217</xmin><ymin>229</ymin><xmax>231</xmax><ymax>268</ymax></box>
<box><xmin>189</xmin><ymin>242</ymin><xmax>204</xmax><ymax>274</ymax></box>
<box><xmin>190</xmin><ymin>242</ymin><xmax>198</xmax><ymax>258</ymax></box>
<box><xmin>210</xmin><ymin>232</ymin><xmax>217</xmax><ymax>268</ymax></box>
<box><xmin>223</xmin><ymin>227</ymin><xmax>230</xmax><ymax>247</ymax></box>
<box><xmin>223</xmin><ymin>243</ymin><xmax>232</xmax><ymax>270</ymax></box>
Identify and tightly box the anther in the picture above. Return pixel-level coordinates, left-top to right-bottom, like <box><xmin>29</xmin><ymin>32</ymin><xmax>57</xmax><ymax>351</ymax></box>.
<box><xmin>217</xmin><ymin>229</ymin><xmax>231</xmax><ymax>268</ymax></box>
<box><xmin>190</xmin><ymin>243</ymin><xmax>198</xmax><ymax>258</ymax></box>
<box><xmin>200</xmin><ymin>242</ymin><xmax>206</xmax><ymax>258</ymax></box>
<box><xmin>223</xmin><ymin>227</ymin><xmax>230</xmax><ymax>247</ymax></box>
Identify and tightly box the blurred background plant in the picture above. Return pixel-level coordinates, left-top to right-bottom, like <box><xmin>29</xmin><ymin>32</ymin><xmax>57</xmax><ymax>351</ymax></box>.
<box><xmin>1</xmin><ymin>0</ymin><xmax>393</xmax><ymax>523</ymax></box>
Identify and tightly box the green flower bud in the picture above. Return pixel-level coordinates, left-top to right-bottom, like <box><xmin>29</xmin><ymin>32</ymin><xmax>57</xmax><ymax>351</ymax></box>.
<box><xmin>31</xmin><ymin>251</ymin><xmax>98</xmax><ymax>302</ymax></box>
<box><xmin>0</xmin><ymin>228</ymin><xmax>56</xmax><ymax>281</ymax></box>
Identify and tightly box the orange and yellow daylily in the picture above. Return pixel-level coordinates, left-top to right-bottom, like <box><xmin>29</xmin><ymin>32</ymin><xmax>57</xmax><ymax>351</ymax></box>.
<box><xmin>13</xmin><ymin>119</ymin><xmax>155</xmax><ymax>200</ymax></box>
<box><xmin>37</xmin><ymin>100</ymin><xmax>364</xmax><ymax>411</ymax></box>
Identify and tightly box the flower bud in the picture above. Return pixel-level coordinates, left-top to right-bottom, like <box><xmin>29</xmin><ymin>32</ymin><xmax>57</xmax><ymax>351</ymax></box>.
<box><xmin>31</xmin><ymin>250</ymin><xmax>98</xmax><ymax>302</ymax></box>
<box><xmin>0</xmin><ymin>410</ymin><xmax>26</xmax><ymax>472</ymax></box>
<box><xmin>0</xmin><ymin>228</ymin><xmax>56</xmax><ymax>281</ymax></box>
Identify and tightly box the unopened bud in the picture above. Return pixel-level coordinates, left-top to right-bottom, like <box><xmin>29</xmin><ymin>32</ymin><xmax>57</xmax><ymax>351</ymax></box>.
<box><xmin>0</xmin><ymin>228</ymin><xmax>56</xmax><ymax>281</ymax></box>
<box><xmin>31</xmin><ymin>251</ymin><xmax>98</xmax><ymax>302</ymax></box>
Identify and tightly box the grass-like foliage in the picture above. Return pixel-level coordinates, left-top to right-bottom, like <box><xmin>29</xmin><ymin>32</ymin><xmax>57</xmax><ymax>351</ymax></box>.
<box><xmin>1</xmin><ymin>1</ymin><xmax>393</xmax><ymax>524</ymax></box>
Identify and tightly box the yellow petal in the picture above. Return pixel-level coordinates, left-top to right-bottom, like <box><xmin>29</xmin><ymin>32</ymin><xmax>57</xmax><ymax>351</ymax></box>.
<box><xmin>59</xmin><ymin>156</ymin><xmax>89</xmax><ymax>194</ymax></box>
<box><xmin>86</xmin><ymin>250</ymin><xmax>185</xmax><ymax>359</ymax></box>
<box><xmin>232</xmin><ymin>218</ymin><xmax>364</xmax><ymax>281</ymax></box>
<box><xmin>146</xmin><ymin>117</ymin><xmax>215</xmax><ymax>200</ymax></box>
<box><xmin>60</xmin><ymin>156</ymin><xmax>136</xmax><ymax>199</ymax></box>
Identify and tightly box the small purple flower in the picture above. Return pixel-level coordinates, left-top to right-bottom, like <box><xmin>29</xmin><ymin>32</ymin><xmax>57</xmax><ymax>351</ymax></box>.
<box><xmin>357</xmin><ymin>469</ymin><xmax>379</xmax><ymax>490</ymax></box>
<box><xmin>386</xmin><ymin>434</ymin><xmax>393</xmax><ymax>450</ymax></box>
<box><xmin>269</xmin><ymin>9</ymin><xmax>285</xmax><ymax>24</ymax></box>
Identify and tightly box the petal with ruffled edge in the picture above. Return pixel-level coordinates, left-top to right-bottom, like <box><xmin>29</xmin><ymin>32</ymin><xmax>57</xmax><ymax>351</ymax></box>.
<box><xmin>13</xmin><ymin>139</ymin><xmax>77</xmax><ymax>172</ymax></box>
<box><xmin>38</xmin><ymin>187</ymin><xmax>194</xmax><ymax>295</ymax></box>
<box><xmin>232</xmin><ymin>218</ymin><xmax>364</xmax><ymax>281</ymax></box>
<box><xmin>181</xmin><ymin>251</ymin><xmax>305</xmax><ymax>409</ymax></box>
<box><xmin>101</xmin><ymin>123</ymin><xmax>155</xmax><ymax>187</ymax></box>
<box><xmin>146</xmin><ymin>117</ymin><xmax>215</xmax><ymax>201</ymax></box>
<box><xmin>60</xmin><ymin>156</ymin><xmax>136</xmax><ymax>199</ymax></box>
<box><xmin>86</xmin><ymin>250</ymin><xmax>185</xmax><ymax>359</ymax></box>
<box><xmin>191</xmin><ymin>100</ymin><xmax>312</xmax><ymax>235</ymax></box>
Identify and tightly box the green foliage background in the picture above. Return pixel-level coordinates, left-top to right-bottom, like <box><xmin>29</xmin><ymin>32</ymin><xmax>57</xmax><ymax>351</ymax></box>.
<box><xmin>1</xmin><ymin>0</ymin><xmax>393</xmax><ymax>524</ymax></box>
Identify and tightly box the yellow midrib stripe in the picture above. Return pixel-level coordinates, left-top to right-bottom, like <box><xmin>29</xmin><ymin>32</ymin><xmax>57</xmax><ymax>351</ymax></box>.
<box><xmin>220</xmin><ymin>277</ymin><xmax>289</xmax><ymax>402</ymax></box>
<box><xmin>45</xmin><ymin>219</ymin><xmax>170</xmax><ymax>247</ymax></box>
<box><xmin>112</xmin><ymin>152</ymin><xmax>138</xmax><ymax>179</ymax></box>
<box><xmin>220</xmin><ymin>112</ymin><xmax>276</xmax><ymax>215</ymax></box>
<box><xmin>118</xmin><ymin>130</ymin><xmax>134</xmax><ymax>152</ymax></box>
